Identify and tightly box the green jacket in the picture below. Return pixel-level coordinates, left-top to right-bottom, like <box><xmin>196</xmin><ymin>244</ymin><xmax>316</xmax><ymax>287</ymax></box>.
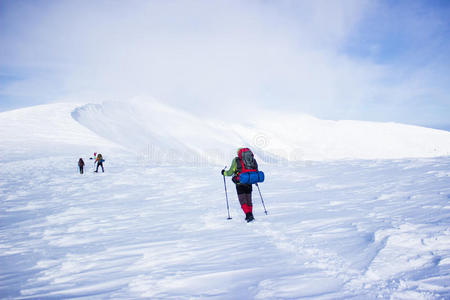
<box><xmin>223</xmin><ymin>157</ymin><xmax>239</xmax><ymax>177</ymax></box>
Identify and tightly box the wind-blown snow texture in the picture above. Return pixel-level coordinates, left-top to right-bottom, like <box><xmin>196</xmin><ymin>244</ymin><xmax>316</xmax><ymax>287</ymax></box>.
<box><xmin>1</xmin><ymin>101</ymin><xmax>450</xmax><ymax>299</ymax></box>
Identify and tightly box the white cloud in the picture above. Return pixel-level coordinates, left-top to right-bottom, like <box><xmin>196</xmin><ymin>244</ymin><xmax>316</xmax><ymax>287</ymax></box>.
<box><xmin>0</xmin><ymin>0</ymin><xmax>448</xmax><ymax>127</ymax></box>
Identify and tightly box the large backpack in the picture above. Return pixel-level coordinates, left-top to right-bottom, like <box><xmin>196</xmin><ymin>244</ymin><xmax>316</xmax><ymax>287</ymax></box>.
<box><xmin>237</xmin><ymin>148</ymin><xmax>258</xmax><ymax>174</ymax></box>
<box><xmin>236</xmin><ymin>148</ymin><xmax>264</xmax><ymax>184</ymax></box>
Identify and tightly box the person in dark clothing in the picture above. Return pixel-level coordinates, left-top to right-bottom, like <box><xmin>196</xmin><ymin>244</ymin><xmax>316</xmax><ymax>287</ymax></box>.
<box><xmin>78</xmin><ymin>158</ymin><xmax>85</xmax><ymax>174</ymax></box>
<box><xmin>222</xmin><ymin>148</ymin><xmax>256</xmax><ymax>222</ymax></box>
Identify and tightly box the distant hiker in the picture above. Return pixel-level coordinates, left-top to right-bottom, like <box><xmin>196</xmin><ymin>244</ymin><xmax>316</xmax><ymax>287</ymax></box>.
<box><xmin>222</xmin><ymin>148</ymin><xmax>260</xmax><ymax>222</ymax></box>
<box><xmin>95</xmin><ymin>153</ymin><xmax>104</xmax><ymax>173</ymax></box>
<box><xmin>78</xmin><ymin>158</ymin><xmax>85</xmax><ymax>174</ymax></box>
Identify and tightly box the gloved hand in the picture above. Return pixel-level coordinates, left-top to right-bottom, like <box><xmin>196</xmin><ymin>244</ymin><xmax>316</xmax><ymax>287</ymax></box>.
<box><xmin>221</xmin><ymin>169</ymin><xmax>225</xmax><ymax>175</ymax></box>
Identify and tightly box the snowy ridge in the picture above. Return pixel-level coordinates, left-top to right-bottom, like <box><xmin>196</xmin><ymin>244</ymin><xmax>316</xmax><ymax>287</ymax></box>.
<box><xmin>250</xmin><ymin>111</ymin><xmax>450</xmax><ymax>160</ymax></box>
<box><xmin>70</xmin><ymin>99</ymin><xmax>450</xmax><ymax>162</ymax></box>
<box><xmin>1</xmin><ymin>99</ymin><xmax>449</xmax><ymax>163</ymax></box>
<box><xmin>0</xmin><ymin>103</ymin><xmax>122</xmax><ymax>162</ymax></box>
<box><xmin>71</xmin><ymin>99</ymin><xmax>245</xmax><ymax>164</ymax></box>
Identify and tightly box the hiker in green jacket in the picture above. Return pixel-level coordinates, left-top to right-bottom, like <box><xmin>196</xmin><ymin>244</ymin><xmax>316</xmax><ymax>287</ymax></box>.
<box><xmin>222</xmin><ymin>148</ymin><xmax>256</xmax><ymax>222</ymax></box>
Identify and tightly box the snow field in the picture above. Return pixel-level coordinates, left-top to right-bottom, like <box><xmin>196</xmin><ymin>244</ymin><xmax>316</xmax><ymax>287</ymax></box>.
<box><xmin>1</xmin><ymin>156</ymin><xmax>450</xmax><ymax>299</ymax></box>
<box><xmin>1</xmin><ymin>101</ymin><xmax>450</xmax><ymax>298</ymax></box>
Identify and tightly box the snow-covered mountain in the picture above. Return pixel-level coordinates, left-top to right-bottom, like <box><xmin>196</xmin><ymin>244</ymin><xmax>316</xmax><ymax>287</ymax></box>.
<box><xmin>2</xmin><ymin>99</ymin><xmax>450</xmax><ymax>163</ymax></box>
<box><xmin>0</xmin><ymin>103</ymin><xmax>122</xmax><ymax>163</ymax></box>
<box><xmin>1</xmin><ymin>100</ymin><xmax>450</xmax><ymax>299</ymax></box>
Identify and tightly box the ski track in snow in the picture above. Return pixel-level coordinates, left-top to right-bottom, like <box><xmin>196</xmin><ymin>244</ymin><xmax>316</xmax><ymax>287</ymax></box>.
<box><xmin>1</xmin><ymin>156</ymin><xmax>450</xmax><ymax>299</ymax></box>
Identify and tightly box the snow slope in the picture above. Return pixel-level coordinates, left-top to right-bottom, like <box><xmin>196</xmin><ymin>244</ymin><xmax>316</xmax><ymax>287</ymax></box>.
<box><xmin>2</xmin><ymin>100</ymin><xmax>450</xmax><ymax>163</ymax></box>
<box><xmin>0</xmin><ymin>103</ymin><xmax>122</xmax><ymax>163</ymax></box>
<box><xmin>71</xmin><ymin>99</ymin><xmax>245</xmax><ymax>165</ymax></box>
<box><xmin>1</xmin><ymin>101</ymin><xmax>450</xmax><ymax>299</ymax></box>
<box><xmin>71</xmin><ymin>99</ymin><xmax>450</xmax><ymax>162</ymax></box>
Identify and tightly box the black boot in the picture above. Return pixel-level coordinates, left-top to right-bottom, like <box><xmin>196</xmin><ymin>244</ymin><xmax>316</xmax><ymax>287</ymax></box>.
<box><xmin>246</xmin><ymin>212</ymin><xmax>254</xmax><ymax>223</ymax></box>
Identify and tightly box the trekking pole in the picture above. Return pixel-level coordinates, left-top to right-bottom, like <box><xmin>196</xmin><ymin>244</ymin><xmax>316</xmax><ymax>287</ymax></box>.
<box><xmin>222</xmin><ymin>166</ymin><xmax>232</xmax><ymax>220</ymax></box>
<box><xmin>255</xmin><ymin>183</ymin><xmax>268</xmax><ymax>215</ymax></box>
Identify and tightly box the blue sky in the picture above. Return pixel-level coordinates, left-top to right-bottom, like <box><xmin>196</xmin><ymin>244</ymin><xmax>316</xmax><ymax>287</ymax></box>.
<box><xmin>0</xmin><ymin>0</ymin><xmax>449</xmax><ymax>129</ymax></box>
